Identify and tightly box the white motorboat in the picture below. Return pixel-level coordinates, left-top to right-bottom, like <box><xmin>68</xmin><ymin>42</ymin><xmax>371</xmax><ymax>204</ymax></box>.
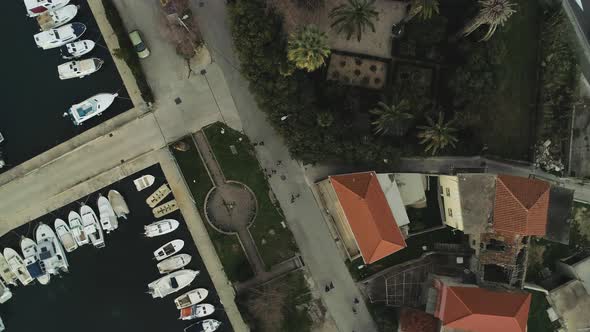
<box><xmin>184</xmin><ymin>319</ymin><xmax>222</xmax><ymax>332</ymax></box>
<box><xmin>134</xmin><ymin>175</ymin><xmax>155</xmax><ymax>191</ymax></box>
<box><xmin>34</xmin><ymin>22</ymin><xmax>86</xmax><ymax>50</ymax></box>
<box><xmin>147</xmin><ymin>183</ymin><xmax>172</xmax><ymax>208</ymax></box>
<box><xmin>153</xmin><ymin>200</ymin><xmax>179</xmax><ymax>218</ymax></box>
<box><xmin>98</xmin><ymin>195</ymin><xmax>118</xmax><ymax>234</ymax></box>
<box><xmin>54</xmin><ymin>218</ymin><xmax>78</xmax><ymax>252</ymax></box>
<box><xmin>36</xmin><ymin>4</ymin><xmax>78</xmax><ymax>30</ymax></box>
<box><xmin>64</xmin><ymin>93</ymin><xmax>118</xmax><ymax>126</ymax></box>
<box><xmin>68</xmin><ymin>210</ymin><xmax>89</xmax><ymax>246</ymax></box>
<box><xmin>0</xmin><ymin>253</ymin><xmax>18</xmax><ymax>286</ymax></box>
<box><xmin>24</xmin><ymin>0</ymin><xmax>69</xmax><ymax>17</ymax></box>
<box><xmin>0</xmin><ymin>316</ymin><xmax>5</xmax><ymax>331</ymax></box>
<box><xmin>108</xmin><ymin>190</ymin><xmax>129</xmax><ymax>220</ymax></box>
<box><xmin>154</xmin><ymin>239</ymin><xmax>184</xmax><ymax>261</ymax></box>
<box><xmin>3</xmin><ymin>248</ymin><xmax>33</xmax><ymax>286</ymax></box>
<box><xmin>20</xmin><ymin>237</ymin><xmax>50</xmax><ymax>285</ymax></box>
<box><xmin>0</xmin><ymin>132</ymin><xmax>4</xmax><ymax>144</ymax></box>
<box><xmin>0</xmin><ymin>280</ymin><xmax>12</xmax><ymax>304</ymax></box>
<box><xmin>80</xmin><ymin>204</ymin><xmax>105</xmax><ymax>248</ymax></box>
<box><xmin>147</xmin><ymin>269</ymin><xmax>199</xmax><ymax>298</ymax></box>
<box><xmin>36</xmin><ymin>223</ymin><xmax>69</xmax><ymax>274</ymax></box>
<box><xmin>60</xmin><ymin>39</ymin><xmax>95</xmax><ymax>59</ymax></box>
<box><xmin>175</xmin><ymin>288</ymin><xmax>209</xmax><ymax>309</ymax></box>
<box><xmin>144</xmin><ymin>219</ymin><xmax>179</xmax><ymax>238</ymax></box>
<box><xmin>157</xmin><ymin>254</ymin><xmax>191</xmax><ymax>274</ymax></box>
<box><xmin>58</xmin><ymin>58</ymin><xmax>103</xmax><ymax>80</ymax></box>
<box><xmin>179</xmin><ymin>303</ymin><xmax>215</xmax><ymax>321</ymax></box>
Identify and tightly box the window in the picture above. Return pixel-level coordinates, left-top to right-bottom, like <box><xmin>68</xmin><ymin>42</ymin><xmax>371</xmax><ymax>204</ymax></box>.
<box><xmin>447</xmin><ymin>208</ymin><xmax>453</xmax><ymax>217</ymax></box>
<box><xmin>445</xmin><ymin>188</ymin><xmax>450</xmax><ymax>197</ymax></box>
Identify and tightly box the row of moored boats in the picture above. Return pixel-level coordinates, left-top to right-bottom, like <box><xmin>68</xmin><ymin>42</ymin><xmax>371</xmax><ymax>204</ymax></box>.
<box><xmin>23</xmin><ymin>0</ymin><xmax>119</xmax><ymax>126</ymax></box>
<box><xmin>138</xmin><ymin>174</ymin><xmax>221</xmax><ymax>332</ymax></box>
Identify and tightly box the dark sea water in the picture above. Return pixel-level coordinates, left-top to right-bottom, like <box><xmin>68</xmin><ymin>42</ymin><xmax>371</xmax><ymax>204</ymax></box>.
<box><xmin>0</xmin><ymin>0</ymin><xmax>133</xmax><ymax>172</ymax></box>
<box><xmin>0</xmin><ymin>164</ymin><xmax>233</xmax><ymax>332</ymax></box>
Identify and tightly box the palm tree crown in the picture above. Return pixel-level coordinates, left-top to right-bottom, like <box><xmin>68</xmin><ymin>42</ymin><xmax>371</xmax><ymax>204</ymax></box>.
<box><xmin>406</xmin><ymin>0</ymin><xmax>440</xmax><ymax>21</ymax></box>
<box><xmin>287</xmin><ymin>25</ymin><xmax>331</xmax><ymax>72</ymax></box>
<box><xmin>370</xmin><ymin>100</ymin><xmax>414</xmax><ymax>135</ymax></box>
<box><xmin>417</xmin><ymin>112</ymin><xmax>458</xmax><ymax>155</ymax></box>
<box><xmin>461</xmin><ymin>0</ymin><xmax>516</xmax><ymax>41</ymax></box>
<box><xmin>329</xmin><ymin>0</ymin><xmax>379</xmax><ymax>42</ymax></box>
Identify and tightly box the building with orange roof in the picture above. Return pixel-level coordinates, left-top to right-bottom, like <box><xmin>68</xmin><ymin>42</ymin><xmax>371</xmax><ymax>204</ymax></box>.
<box><xmin>493</xmin><ymin>174</ymin><xmax>550</xmax><ymax>236</ymax></box>
<box><xmin>428</xmin><ymin>278</ymin><xmax>531</xmax><ymax>332</ymax></box>
<box><xmin>399</xmin><ymin>307</ymin><xmax>438</xmax><ymax>332</ymax></box>
<box><xmin>315</xmin><ymin>171</ymin><xmax>408</xmax><ymax>264</ymax></box>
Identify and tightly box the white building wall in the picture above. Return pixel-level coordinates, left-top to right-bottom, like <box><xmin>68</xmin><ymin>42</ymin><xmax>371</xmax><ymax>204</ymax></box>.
<box><xmin>438</xmin><ymin>175</ymin><xmax>464</xmax><ymax>231</ymax></box>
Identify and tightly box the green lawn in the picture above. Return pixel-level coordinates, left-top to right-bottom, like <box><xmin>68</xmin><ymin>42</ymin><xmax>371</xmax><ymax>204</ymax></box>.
<box><xmin>170</xmin><ymin>137</ymin><xmax>254</xmax><ymax>282</ymax></box>
<box><xmin>348</xmin><ymin>227</ymin><xmax>464</xmax><ymax>280</ymax></box>
<box><xmin>204</xmin><ymin>123</ymin><xmax>297</xmax><ymax>267</ymax></box>
<box><xmin>479</xmin><ymin>0</ymin><xmax>540</xmax><ymax>159</ymax></box>
<box><xmin>527</xmin><ymin>291</ymin><xmax>555</xmax><ymax>332</ymax></box>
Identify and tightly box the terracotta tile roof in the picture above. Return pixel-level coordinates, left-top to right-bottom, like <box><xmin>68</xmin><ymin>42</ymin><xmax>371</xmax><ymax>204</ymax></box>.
<box><xmin>437</xmin><ymin>286</ymin><xmax>531</xmax><ymax>332</ymax></box>
<box><xmin>330</xmin><ymin>172</ymin><xmax>407</xmax><ymax>264</ymax></box>
<box><xmin>400</xmin><ymin>308</ymin><xmax>438</xmax><ymax>332</ymax></box>
<box><xmin>493</xmin><ymin>175</ymin><xmax>550</xmax><ymax>236</ymax></box>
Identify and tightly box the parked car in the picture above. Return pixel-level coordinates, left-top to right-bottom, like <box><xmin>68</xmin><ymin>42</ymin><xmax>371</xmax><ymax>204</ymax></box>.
<box><xmin>129</xmin><ymin>30</ymin><xmax>150</xmax><ymax>59</ymax></box>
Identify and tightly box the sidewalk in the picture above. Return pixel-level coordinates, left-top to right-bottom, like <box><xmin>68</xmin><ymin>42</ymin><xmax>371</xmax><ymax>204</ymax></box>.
<box><xmin>160</xmin><ymin>148</ymin><xmax>249</xmax><ymax>332</ymax></box>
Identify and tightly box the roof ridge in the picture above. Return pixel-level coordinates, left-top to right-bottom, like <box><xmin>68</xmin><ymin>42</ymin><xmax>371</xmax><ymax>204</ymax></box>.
<box><xmin>498</xmin><ymin>177</ymin><xmax>528</xmax><ymax>212</ymax></box>
<box><xmin>447</xmin><ymin>287</ymin><xmax>473</xmax><ymax>322</ymax></box>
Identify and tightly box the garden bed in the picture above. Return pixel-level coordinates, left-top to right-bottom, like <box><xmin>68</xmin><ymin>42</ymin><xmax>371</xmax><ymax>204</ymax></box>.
<box><xmin>204</xmin><ymin>123</ymin><xmax>297</xmax><ymax>267</ymax></box>
<box><xmin>327</xmin><ymin>53</ymin><xmax>388</xmax><ymax>89</ymax></box>
<box><xmin>170</xmin><ymin>137</ymin><xmax>254</xmax><ymax>282</ymax></box>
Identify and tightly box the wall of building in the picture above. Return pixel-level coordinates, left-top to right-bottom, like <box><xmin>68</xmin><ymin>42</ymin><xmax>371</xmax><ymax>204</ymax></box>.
<box><xmin>438</xmin><ymin>176</ymin><xmax>464</xmax><ymax>231</ymax></box>
<box><xmin>315</xmin><ymin>179</ymin><xmax>361</xmax><ymax>260</ymax></box>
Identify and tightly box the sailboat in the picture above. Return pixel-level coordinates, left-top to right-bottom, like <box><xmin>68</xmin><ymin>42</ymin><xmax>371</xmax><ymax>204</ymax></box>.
<box><xmin>68</xmin><ymin>210</ymin><xmax>89</xmax><ymax>246</ymax></box>
<box><xmin>147</xmin><ymin>269</ymin><xmax>199</xmax><ymax>298</ymax></box>
<box><xmin>154</xmin><ymin>239</ymin><xmax>184</xmax><ymax>261</ymax></box>
<box><xmin>36</xmin><ymin>223</ymin><xmax>69</xmax><ymax>274</ymax></box>
<box><xmin>20</xmin><ymin>237</ymin><xmax>50</xmax><ymax>285</ymax></box>
<box><xmin>108</xmin><ymin>190</ymin><xmax>129</xmax><ymax>220</ymax></box>
<box><xmin>157</xmin><ymin>254</ymin><xmax>191</xmax><ymax>274</ymax></box>
<box><xmin>0</xmin><ymin>253</ymin><xmax>18</xmax><ymax>286</ymax></box>
<box><xmin>34</xmin><ymin>22</ymin><xmax>86</xmax><ymax>50</ymax></box>
<box><xmin>80</xmin><ymin>204</ymin><xmax>105</xmax><ymax>248</ymax></box>
<box><xmin>3</xmin><ymin>248</ymin><xmax>33</xmax><ymax>286</ymax></box>
<box><xmin>98</xmin><ymin>195</ymin><xmax>118</xmax><ymax>234</ymax></box>
<box><xmin>54</xmin><ymin>218</ymin><xmax>78</xmax><ymax>252</ymax></box>
<box><xmin>64</xmin><ymin>93</ymin><xmax>118</xmax><ymax>125</ymax></box>
<box><xmin>144</xmin><ymin>219</ymin><xmax>179</xmax><ymax>237</ymax></box>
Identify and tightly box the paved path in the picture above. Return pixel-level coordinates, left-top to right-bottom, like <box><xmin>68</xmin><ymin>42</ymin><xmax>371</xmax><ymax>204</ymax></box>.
<box><xmin>194</xmin><ymin>131</ymin><xmax>226</xmax><ymax>185</ymax></box>
<box><xmin>192</xmin><ymin>1</ymin><xmax>378</xmax><ymax>331</ymax></box>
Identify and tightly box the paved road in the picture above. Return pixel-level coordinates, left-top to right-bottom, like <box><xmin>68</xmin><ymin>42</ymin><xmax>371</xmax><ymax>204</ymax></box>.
<box><xmin>191</xmin><ymin>1</ymin><xmax>378</xmax><ymax>331</ymax></box>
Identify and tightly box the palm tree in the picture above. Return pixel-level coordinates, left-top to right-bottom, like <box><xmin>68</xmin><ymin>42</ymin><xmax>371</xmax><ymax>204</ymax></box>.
<box><xmin>461</xmin><ymin>0</ymin><xmax>516</xmax><ymax>41</ymax></box>
<box><xmin>405</xmin><ymin>0</ymin><xmax>440</xmax><ymax>21</ymax></box>
<box><xmin>287</xmin><ymin>25</ymin><xmax>331</xmax><ymax>72</ymax></box>
<box><xmin>417</xmin><ymin>112</ymin><xmax>458</xmax><ymax>155</ymax></box>
<box><xmin>329</xmin><ymin>0</ymin><xmax>379</xmax><ymax>42</ymax></box>
<box><xmin>316</xmin><ymin>112</ymin><xmax>335</xmax><ymax>127</ymax></box>
<box><xmin>370</xmin><ymin>100</ymin><xmax>414</xmax><ymax>135</ymax></box>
